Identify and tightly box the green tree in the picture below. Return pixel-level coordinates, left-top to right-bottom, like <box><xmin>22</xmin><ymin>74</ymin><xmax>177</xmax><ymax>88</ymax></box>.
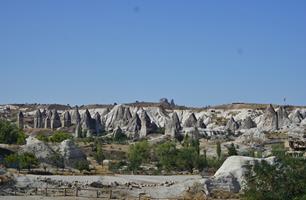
<box><xmin>0</xmin><ymin>120</ymin><xmax>26</xmax><ymax>144</ymax></box>
<box><xmin>36</xmin><ymin>133</ymin><xmax>49</xmax><ymax>142</ymax></box>
<box><xmin>75</xmin><ymin>160</ymin><xmax>90</xmax><ymax>172</ymax></box>
<box><xmin>4</xmin><ymin>153</ymin><xmax>20</xmax><ymax>171</ymax></box>
<box><xmin>227</xmin><ymin>143</ymin><xmax>238</xmax><ymax>156</ymax></box>
<box><xmin>128</xmin><ymin>140</ymin><xmax>150</xmax><ymax>172</ymax></box>
<box><xmin>176</xmin><ymin>147</ymin><xmax>198</xmax><ymax>172</ymax></box>
<box><xmin>156</xmin><ymin>141</ymin><xmax>177</xmax><ymax>171</ymax></box>
<box><xmin>216</xmin><ymin>141</ymin><xmax>221</xmax><ymax>159</ymax></box>
<box><xmin>19</xmin><ymin>152</ymin><xmax>39</xmax><ymax>171</ymax></box>
<box><xmin>94</xmin><ymin>145</ymin><xmax>105</xmax><ymax>165</ymax></box>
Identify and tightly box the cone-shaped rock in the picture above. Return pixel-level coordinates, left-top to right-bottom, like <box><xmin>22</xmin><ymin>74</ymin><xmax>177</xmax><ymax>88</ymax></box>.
<box><xmin>291</xmin><ymin>110</ymin><xmax>304</xmax><ymax>123</ymax></box>
<box><xmin>94</xmin><ymin>112</ymin><xmax>104</xmax><ymax>134</ymax></box>
<box><xmin>277</xmin><ymin>106</ymin><xmax>291</xmax><ymax>127</ymax></box>
<box><xmin>34</xmin><ymin>109</ymin><xmax>43</xmax><ymax>128</ymax></box>
<box><xmin>17</xmin><ymin>111</ymin><xmax>24</xmax><ymax>129</ymax></box>
<box><xmin>81</xmin><ymin>109</ymin><xmax>94</xmax><ymax>134</ymax></box>
<box><xmin>106</xmin><ymin>105</ymin><xmax>132</xmax><ymax>129</ymax></box>
<box><xmin>71</xmin><ymin>107</ymin><xmax>81</xmax><ymax>125</ymax></box>
<box><xmin>140</xmin><ymin>110</ymin><xmax>155</xmax><ymax>138</ymax></box>
<box><xmin>197</xmin><ymin>117</ymin><xmax>206</xmax><ymax>129</ymax></box>
<box><xmin>44</xmin><ymin>110</ymin><xmax>52</xmax><ymax>129</ymax></box>
<box><xmin>51</xmin><ymin>110</ymin><xmax>61</xmax><ymax>130</ymax></box>
<box><xmin>240</xmin><ymin>116</ymin><xmax>256</xmax><ymax>129</ymax></box>
<box><xmin>165</xmin><ymin>112</ymin><xmax>182</xmax><ymax>137</ymax></box>
<box><xmin>225</xmin><ymin>117</ymin><xmax>239</xmax><ymax>132</ymax></box>
<box><xmin>259</xmin><ymin>104</ymin><xmax>278</xmax><ymax>131</ymax></box>
<box><xmin>62</xmin><ymin>111</ymin><xmax>72</xmax><ymax>127</ymax></box>
<box><xmin>75</xmin><ymin>123</ymin><xmax>82</xmax><ymax>138</ymax></box>
<box><xmin>184</xmin><ymin>113</ymin><xmax>198</xmax><ymax>127</ymax></box>
<box><xmin>127</xmin><ymin>113</ymin><xmax>141</xmax><ymax>133</ymax></box>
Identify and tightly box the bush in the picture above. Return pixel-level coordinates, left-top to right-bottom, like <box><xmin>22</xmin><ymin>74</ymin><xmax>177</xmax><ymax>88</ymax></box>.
<box><xmin>49</xmin><ymin>131</ymin><xmax>72</xmax><ymax>143</ymax></box>
<box><xmin>227</xmin><ymin>143</ymin><xmax>238</xmax><ymax>156</ymax></box>
<box><xmin>5</xmin><ymin>152</ymin><xmax>38</xmax><ymax>171</ymax></box>
<box><xmin>128</xmin><ymin>140</ymin><xmax>150</xmax><ymax>172</ymax></box>
<box><xmin>156</xmin><ymin>141</ymin><xmax>177</xmax><ymax>171</ymax></box>
<box><xmin>93</xmin><ymin>146</ymin><xmax>105</xmax><ymax>165</ymax></box>
<box><xmin>0</xmin><ymin>120</ymin><xmax>26</xmax><ymax>144</ymax></box>
<box><xmin>36</xmin><ymin>133</ymin><xmax>49</xmax><ymax>142</ymax></box>
<box><xmin>75</xmin><ymin>160</ymin><xmax>90</xmax><ymax>172</ymax></box>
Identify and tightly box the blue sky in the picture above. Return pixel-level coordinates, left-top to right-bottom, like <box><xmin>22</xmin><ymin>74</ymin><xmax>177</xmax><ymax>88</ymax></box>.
<box><xmin>1</xmin><ymin>1</ymin><xmax>305</xmax><ymax>107</ymax></box>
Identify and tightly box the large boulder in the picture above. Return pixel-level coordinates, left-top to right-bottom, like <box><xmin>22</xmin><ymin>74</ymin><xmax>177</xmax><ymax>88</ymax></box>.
<box><xmin>240</xmin><ymin>116</ymin><xmax>256</xmax><ymax>130</ymax></box>
<box><xmin>204</xmin><ymin>156</ymin><xmax>276</xmax><ymax>194</ymax></box>
<box><xmin>165</xmin><ymin>112</ymin><xmax>182</xmax><ymax>137</ymax></box>
<box><xmin>277</xmin><ymin>106</ymin><xmax>291</xmax><ymax>128</ymax></box>
<box><xmin>33</xmin><ymin>109</ymin><xmax>43</xmax><ymax>128</ymax></box>
<box><xmin>59</xmin><ymin>139</ymin><xmax>87</xmax><ymax>168</ymax></box>
<box><xmin>259</xmin><ymin>104</ymin><xmax>278</xmax><ymax>131</ymax></box>
<box><xmin>225</xmin><ymin>117</ymin><xmax>239</xmax><ymax>132</ymax></box>
<box><xmin>183</xmin><ymin>113</ymin><xmax>198</xmax><ymax>128</ymax></box>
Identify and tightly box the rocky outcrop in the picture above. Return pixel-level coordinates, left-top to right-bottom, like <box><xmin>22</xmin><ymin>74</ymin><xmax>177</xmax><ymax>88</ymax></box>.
<box><xmin>51</xmin><ymin>110</ymin><xmax>61</xmax><ymax>130</ymax></box>
<box><xmin>225</xmin><ymin>117</ymin><xmax>239</xmax><ymax>132</ymax></box>
<box><xmin>59</xmin><ymin>139</ymin><xmax>87</xmax><ymax>168</ymax></box>
<box><xmin>44</xmin><ymin>110</ymin><xmax>52</xmax><ymax>129</ymax></box>
<box><xmin>277</xmin><ymin>106</ymin><xmax>291</xmax><ymax>127</ymax></box>
<box><xmin>94</xmin><ymin>112</ymin><xmax>104</xmax><ymax>134</ymax></box>
<box><xmin>197</xmin><ymin>117</ymin><xmax>206</xmax><ymax>129</ymax></box>
<box><xmin>17</xmin><ymin>111</ymin><xmax>24</xmax><ymax>129</ymax></box>
<box><xmin>81</xmin><ymin>109</ymin><xmax>95</xmax><ymax>136</ymax></box>
<box><xmin>259</xmin><ymin>104</ymin><xmax>278</xmax><ymax>131</ymax></box>
<box><xmin>139</xmin><ymin>110</ymin><xmax>156</xmax><ymax>138</ymax></box>
<box><xmin>61</xmin><ymin>111</ymin><xmax>72</xmax><ymax>127</ymax></box>
<box><xmin>290</xmin><ymin>110</ymin><xmax>304</xmax><ymax>124</ymax></box>
<box><xmin>105</xmin><ymin>105</ymin><xmax>132</xmax><ymax>129</ymax></box>
<box><xmin>240</xmin><ymin>116</ymin><xmax>256</xmax><ymax>129</ymax></box>
<box><xmin>34</xmin><ymin>109</ymin><xmax>43</xmax><ymax>128</ymax></box>
<box><xmin>204</xmin><ymin>156</ymin><xmax>276</xmax><ymax>194</ymax></box>
<box><xmin>165</xmin><ymin>112</ymin><xmax>182</xmax><ymax>137</ymax></box>
<box><xmin>126</xmin><ymin>113</ymin><xmax>141</xmax><ymax>133</ymax></box>
<box><xmin>71</xmin><ymin>107</ymin><xmax>81</xmax><ymax>125</ymax></box>
<box><xmin>183</xmin><ymin>113</ymin><xmax>198</xmax><ymax>128</ymax></box>
<box><xmin>74</xmin><ymin>123</ymin><xmax>82</xmax><ymax>138</ymax></box>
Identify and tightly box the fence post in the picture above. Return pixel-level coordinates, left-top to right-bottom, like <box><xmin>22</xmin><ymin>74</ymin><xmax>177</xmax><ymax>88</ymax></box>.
<box><xmin>64</xmin><ymin>188</ymin><xmax>67</xmax><ymax>196</ymax></box>
<box><xmin>96</xmin><ymin>190</ymin><xmax>99</xmax><ymax>198</ymax></box>
<box><xmin>109</xmin><ymin>189</ymin><xmax>112</xmax><ymax>199</ymax></box>
<box><xmin>45</xmin><ymin>188</ymin><xmax>48</xmax><ymax>196</ymax></box>
<box><xmin>35</xmin><ymin>187</ymin><xmax>38</xmax><ymax>195</ymax></box>
<box><xmin>75</xmin><ymin>188</ymin><xmax>79</xmax><ymax>197</ymax></box>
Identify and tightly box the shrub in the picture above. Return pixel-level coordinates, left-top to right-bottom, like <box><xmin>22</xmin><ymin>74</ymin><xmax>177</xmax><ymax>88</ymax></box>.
<box><xmin>128</xmin><ymin>140</ymin><xmax>150</xmax><ymax>172</ymax></box>
<box><xmin>5</xmin><ymin>152</ymin><xmax>38</xmax><ymax>171</ymax></box>
<box><xmin>227</xmin><ymin>143</ymin><xmax>238</xmax><ymax>156</ymax></box>
<box><xmin>0</xmin><ymin>120</ymin><xmax>26</xmax><ymax>144</ymax></box>
<box><xmin>36</xmin><ymin>133</ymin><xmax>49</xmax><ymax>142</ymax></box>
<box><xmin>49</xmin><ymin>131</ymin><xmax>72</xmax><ymax>143</ymax></box>
<box><xmin>75</xmin><ymin>160</ymin><xmax>90</xmax><ymax>172</ymax></box>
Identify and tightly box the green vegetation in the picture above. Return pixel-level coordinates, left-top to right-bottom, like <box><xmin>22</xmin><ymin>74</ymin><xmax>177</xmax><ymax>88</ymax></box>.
<box><xmin>0</xmin><ymin>120</ymin><xmax>26</xmax><ymax>144</ymax></box>
<box><xmin>128</xmin><ymin>140</ymin><xmax>150</xmax><ymax>172</ymax></box>
<box><xmin>216</xmin><ymin>141</ymin><xmax>222</xmax><ymax>159</ymax></box>
<box><xmin>36</xmin><ymin>131</ymin><xmax>72</xmax><ymax>143</ymax></box>
<box><xmin>4</xmin><ymin>152</ymin><xmax>38</xmax><ymax>171</ymax></box>
<box><xmin>75</xmin><ymin>160</ymin><xmax>90</xmax><ymax>172</ymax></box>
<box><xmin>93</xmin><ymin>145</ymin><xmax>105</xmax><ymax>165</ymax></box>
<box><xmin>242</xmin><ymin>144</ymin><xmax>306</xmax><ymax>200</ymax></box>
<box><xmin>227</xmin><ymin>143</ymin><xmax>238</xmax><ymax>156</ymax></box>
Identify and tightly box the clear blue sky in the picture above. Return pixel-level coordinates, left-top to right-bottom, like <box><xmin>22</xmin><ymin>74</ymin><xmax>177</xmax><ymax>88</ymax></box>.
<box><xmin>1</xmin><ymin>1</ymin><xmax>306</xmax><ymax>107</ymax></box>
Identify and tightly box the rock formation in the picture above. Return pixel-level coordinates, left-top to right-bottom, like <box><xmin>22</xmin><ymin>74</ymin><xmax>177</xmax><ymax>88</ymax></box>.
<box><xmin>259</xmin><ymin>104</ymin><xmax>278</xmax><ymax>131</ymax></box>
<box><xmin>140</xmin><ymin>110</ymin><xmax>155</xmax><ymax>138</ymax></box>
<box><xmin>183</xmin><ymin>113</ymin><xmax>198</xmax><ymax>127</ymax></box>
<box><xmin>165</xmin><ymin>112</ymin><xmax>181</xmax><ymax>137</ymax></box>
<box><xmin>277</xmin><ymin>106</ymin><xmax>291</xmax><ymax>127</ymax></box>
<box><xmin>17</xmin><ymin>111</ymin><xmax>24</xmax><ymax>129</ymax></box>
<box><xmin>51</xmin><ymin>110</ymin><xmax>61</xmax><ymax>130</ymax></box>
<box><xmin>240</xmin><ymin>116</ymin><xmax>256</xmax><ymax>129</ymax></box>
<box><xmin>81</xmin><ymin>109</ymin><xmax>94</xmax><ymax>135</ymax></box>
<box><xmin>126</xmin><ymin>113</ymin><xmax>141</xmax><ymax>133</ymax></box>
<box><xmin>44</xmin><ymin>110</ymin><xmax>52</xmax><ymax>129</ymax></box>
<box><xmin>62</xmin><ymin>111</ymin><xmax>72</xmax><ymax>127</ymax></box>
<box><xmin>34</xmin><ymin>109</ymin><xmax>43</xmax><ymax>128</ymax></box>
<box><xmin>197</xmin><ymin>117</ymin><xmax>206</xmax><ymax>129</ymax></box>
<box><xmin>225</xmin><ymin>117</ymin><xmax>239</xmax><ymax>132</ymax></box>
<box><xmin>75</xmin><ymin>123</ymin><xmax>82</xmax><ymax>138</ymax></box>
<box><xmin>290</xmin><ymin>110</ymin><xmax>304</xmax><ymax>124</ymax></box>
<box><xmin>59</xmin><ymin>139</ymin><xmax>87</xmax><ymax>168</ymax></box>
<box><xmin>105</xmin><ymin>105</ymin><xmax>132</xmax><ymax>129</ymax></box>
<box><xmin>94</xmin><ymin>112</ymin><xmax>104</xmax><ymax>134</ymax></box>
<box><xmin>71</xmin><ymin>106</ymin><xmax>81</xmax><ymax>125</ymax></box>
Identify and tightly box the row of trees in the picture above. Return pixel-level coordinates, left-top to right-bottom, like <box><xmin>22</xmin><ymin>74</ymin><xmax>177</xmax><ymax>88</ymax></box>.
<box><xmin>36</xmin><ymin>131</ymin><xmax>73</xmax><ymax>143</ymax></box>
<box><xmin>4</xmin><ymin>152</ymin><xmax>38</xmax><ymax>171</ymax></box>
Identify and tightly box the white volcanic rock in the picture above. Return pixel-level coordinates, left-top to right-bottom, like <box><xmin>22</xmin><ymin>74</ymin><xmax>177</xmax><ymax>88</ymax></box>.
<box><xmin>165</xmin><ymin>112</ymin><xmax>182</xmax><ymax>137</ymax></box>
<box><xmin>240</xmin><ymin>116</ymin><xmax>257</xmax><ymax>130</ymax></box>
<box><xmin>33</xmin><ymin>109</ymin><xmax>43</xmax><ymax>128</ymax></box>
<box><xmin>204</xmin><ymin>156</ymin><xmax>276</xmax><ymax>193</ymax></box>
<box><xmin>258</xmin><ymin>104</ymin><xmax>278</xmax><ymax>131</ymax></box>
<box><xmin>277</xmin><ymin>106</ymin><xmax>291</xmax><ymax>128</ymax></box>
<box><xmin>290</xmin><ymin>110</ymin><xmax>304</xmax><ymax>124</ymax></box>
<box><xmin>59</xmin><ymin>139</ymin><xmax>87</xmax><ymax>168</ymax></box>
<box><xmin>105</xmin><ymin>105</ymin><xmax>132</xmax><ymax>129</ymax></box>
<box><xmin>225</xmin><ymin>117</ymin><xmax>239</xmax><ymax>132</ymax></box>
<box><xmin>71</xmin><ymin>107</ymin><xmax>81</xmax><ymax>125</ymax></box>
<box><xmin>183</xmin><ymin>113</ymin><xmax>198</xmax><ymax>128</ymax></box>
<box><xmin>21</xmin><ymin>137</ymin><xmax>55</xmax><ymax>165</ymax></box>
